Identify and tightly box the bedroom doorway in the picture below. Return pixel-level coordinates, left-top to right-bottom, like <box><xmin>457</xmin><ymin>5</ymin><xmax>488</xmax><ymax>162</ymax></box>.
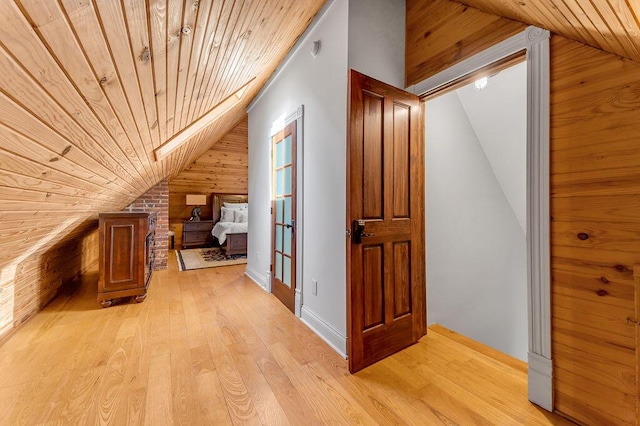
<box><xmin>271</xmin><ymin>120</ymin><xmax>297</xmax><ymax>312</ymax></box>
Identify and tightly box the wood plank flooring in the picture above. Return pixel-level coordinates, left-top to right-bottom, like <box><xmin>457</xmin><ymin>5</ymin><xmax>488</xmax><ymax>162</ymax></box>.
<box><xmin>0</xmin><ymin>252</ymin><xmax>573</xmax><ymax>425</ymax></box>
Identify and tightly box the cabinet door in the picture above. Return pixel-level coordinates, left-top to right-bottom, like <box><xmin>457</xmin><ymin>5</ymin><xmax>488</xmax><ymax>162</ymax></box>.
<box><xmin>103</xmin><ymin>220</ymin><xmax>139</xmax><ymax>291</ymax></box>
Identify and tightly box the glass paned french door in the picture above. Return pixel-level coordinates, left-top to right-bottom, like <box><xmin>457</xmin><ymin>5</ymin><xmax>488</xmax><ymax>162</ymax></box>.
<box><xmin>271</xmin><ymin>122</ymin><xmax>297</xmax><ymax>312</ymax></box>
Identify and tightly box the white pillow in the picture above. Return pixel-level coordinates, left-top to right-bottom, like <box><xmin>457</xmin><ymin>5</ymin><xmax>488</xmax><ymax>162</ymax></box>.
<box><xmin>223</xmin><ymin>202</ymin><xmax>248</xmax><ymax>210</ymax></box>
<box><xmin>220</xmin><ymin>207</ymin><xmax>235</xmax><ymax>222</ymax></box>
<box><xmin>233</xmin><ymin>210</ymin><xmax>249</xmax><ymax>223</ymax></box>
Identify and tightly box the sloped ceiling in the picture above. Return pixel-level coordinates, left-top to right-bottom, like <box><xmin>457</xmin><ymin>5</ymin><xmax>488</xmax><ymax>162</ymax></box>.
<box><xmin>0</xmin><ymin>0</ymin><xmax>325</xmax><ymax>269</ymax></box>
<box><xmin>453</xmin><ymin>0</ymin><xmax>640</xmax><ymax>62</ymax></box>
<box><xmin>456</xmin><ymin>62</ymin><xmax>527</xmax><ymax>234</ymax></box>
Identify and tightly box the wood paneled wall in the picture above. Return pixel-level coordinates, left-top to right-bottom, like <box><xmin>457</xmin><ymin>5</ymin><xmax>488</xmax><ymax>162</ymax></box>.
<box><xmin>0</xmin><ymin>224</ymin><xmax>99</xmax><ymax>345</ymax></box>
<box><xmin>549</xmin><ymin>36</ymin><xmax>638</xmax><ymax>425</ymax></box>
<box><xmin>405</xmin><ymin>0</ymin><xmax>525</xmax><ymax>86</ymax></box>
<box><xmin>169</xmin><ymin>117</ymin><xmax>248</xmax><ymax>196</ymax></box>
<box><xmin>168</xmin><ymin>117</ymin><xmax>248</xmax><ymax>246</ymax></box>
<box><xmin>407</xmin><ymin>1</ymin><xmax>640</xmax><ymax>424</ymax></box>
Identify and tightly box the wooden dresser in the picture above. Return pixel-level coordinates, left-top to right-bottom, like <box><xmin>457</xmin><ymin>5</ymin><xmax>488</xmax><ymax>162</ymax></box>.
<box><xmin>182</xmin><ymin>220</ymin><xmax>214</xmax><ymax>248</ymax></box>
<box><xmin>98</xmin><ymin>211</ymin><xmax>157</xmax><ymax>308</ymax></box>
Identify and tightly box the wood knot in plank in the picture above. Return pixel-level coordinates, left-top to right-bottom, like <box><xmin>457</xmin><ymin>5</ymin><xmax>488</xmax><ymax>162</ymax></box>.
<box><xmin>181</xmin><ymin>25</ymin><xmax>192</xmax><ymax>35</ymax></box>
<box><xmin>600</xmin><ymin>276</ymin><xmax>609</xmax><ymax>284</ymax></box>
<box><xmin>614</xmin><ymin>264</ymin><xmax>630</xmax><ymax>273</ymax></box>
<box><xmin>61</xmin><ymin>145</ymin><xmax>72</xmax><ymax>156</ymax></box>
<box><xmin>596</xmin><ymin>289</ymin><xmax>609</xmax><ymax>297</ymax></box>
<box><xmin>49</xmin><ymin>157</ymin><xmax>59</xmax><ymax>162</ymax></box>
<box><xmin>140</xmin><ymin>47</ymin><xmax>151</xmax><ymax>62</ymax></box>
<box><xmin>99</xmin><ymin>76</ymin><xmax>108</xmax><ymax>85</ymax></box>
<box><xmin>577</xmin><ymin>232</ymin><xmax>589</xmax><ymax>240</ymax></box>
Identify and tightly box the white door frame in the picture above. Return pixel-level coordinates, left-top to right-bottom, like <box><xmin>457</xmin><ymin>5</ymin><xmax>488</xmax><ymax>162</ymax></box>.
<box><xmin>268</xmin><ymin>105</ymin><xmax>304</xmax><ymax>317</ymax></box>
<box><xmin>407</xmin><ymin>26</ymin><xmax>552</xmax><ymax>411</ymax></box>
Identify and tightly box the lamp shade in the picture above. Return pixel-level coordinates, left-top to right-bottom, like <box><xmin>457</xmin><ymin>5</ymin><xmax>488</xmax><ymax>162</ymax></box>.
<box><xmin>185</xmin><ymin>194</ymin><xmax>206</xmax><ymax>206</ymax></box>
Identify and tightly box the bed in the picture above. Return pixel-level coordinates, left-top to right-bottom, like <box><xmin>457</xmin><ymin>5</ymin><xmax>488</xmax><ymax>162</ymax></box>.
<box><xmin>211</xmin><ymin>194</ymin><xmax>248</xmax><ymax>256</ymax></box>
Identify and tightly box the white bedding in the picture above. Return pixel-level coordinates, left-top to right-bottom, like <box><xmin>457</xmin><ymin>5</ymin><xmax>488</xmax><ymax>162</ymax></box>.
<box><xmin>212</xmin><ymin>221</ymin><xmax>248</xmax><ymax>244</ymax></box>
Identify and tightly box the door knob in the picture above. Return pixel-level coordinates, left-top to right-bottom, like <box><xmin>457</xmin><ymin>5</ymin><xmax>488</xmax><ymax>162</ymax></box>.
<box><xmin>352</xmin><ymin>219</ymin><xmax>374</xmax><ymax>244</ymax></box>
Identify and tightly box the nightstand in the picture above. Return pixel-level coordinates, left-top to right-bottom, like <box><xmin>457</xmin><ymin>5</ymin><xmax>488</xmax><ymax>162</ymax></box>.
<box><xmin>181</xmin><ymin>220</ymin><xmax>214</xmax><ymax>249</ymax></box>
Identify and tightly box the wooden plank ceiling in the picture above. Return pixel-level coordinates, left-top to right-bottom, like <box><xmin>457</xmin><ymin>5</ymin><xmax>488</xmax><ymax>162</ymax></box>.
<box><xmin>0</xmin><ymin>0</ymin><xmax>324</xmax><ymax>269</ymax></box>
<box><xmin>451</xmin><ymin>0</ymin><xmax>640</xmax><ymax>62</ymax></box>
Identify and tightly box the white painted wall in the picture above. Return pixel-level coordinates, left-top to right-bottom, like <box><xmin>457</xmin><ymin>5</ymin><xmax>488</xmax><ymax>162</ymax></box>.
<box><xmin>348</xmin><ymin>0</ymin><xmax>405</xmax><ymax>88</ymax></box>
<box><xmin>425</xmin><ymin>90</ymin><xmax>528</xmax><ymax>361</ymax></box>
<box><xmin>246</xmin><ymin>0</ymin><xmax>406</xmax><ymax>357</ymax></box>
<box><xmin>456</xmin><ymin>62</ymin><xmax>527</xmax><ymax>232</ymax></box>
<box><xmin>247</xmin><ymin>0</ymin><xmax>349</xmax><ymax>354</ymax></box>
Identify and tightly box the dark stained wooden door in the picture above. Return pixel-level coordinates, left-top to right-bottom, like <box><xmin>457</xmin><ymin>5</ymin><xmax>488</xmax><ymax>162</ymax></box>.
<box><xmin>347</xmin><ymin>70</ymin><xmax>425</xmax><ymax>373</ymax></box>
<box><xmin>271</xmin><ymin>121</ymin><xmax>297</xmax><ymax>312</ymax></box>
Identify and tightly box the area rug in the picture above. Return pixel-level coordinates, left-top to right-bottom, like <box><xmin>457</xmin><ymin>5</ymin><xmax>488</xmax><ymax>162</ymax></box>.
<box><xmin>176</xmin><ymin>247</ymin><xmax>247</xmax><ymax>271</ymax></box>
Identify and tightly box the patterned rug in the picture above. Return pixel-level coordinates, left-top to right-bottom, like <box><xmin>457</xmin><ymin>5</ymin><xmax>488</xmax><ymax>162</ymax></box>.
<box><xmin>176</xmin><ymin>247</ymin><xmax>247</xmax><ymax>271</ymax></box>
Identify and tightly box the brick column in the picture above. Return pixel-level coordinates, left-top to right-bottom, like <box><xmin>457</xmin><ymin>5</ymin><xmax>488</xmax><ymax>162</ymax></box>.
<box><xmin>125</xmin><ymin>180</ymin><xmax>169</xmax><ymax>270</ymax></box>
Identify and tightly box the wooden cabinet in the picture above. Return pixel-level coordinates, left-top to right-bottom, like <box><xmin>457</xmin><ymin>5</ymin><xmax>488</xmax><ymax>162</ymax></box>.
<box><xmin>98</xmin><ymin>212</ymin><xmax>156</xmax><ymax>308</ymax></box>
<box><xmin>182</xmin><ymin>220</ymin><xmax>214</xmax><ymax>249</ymax></box>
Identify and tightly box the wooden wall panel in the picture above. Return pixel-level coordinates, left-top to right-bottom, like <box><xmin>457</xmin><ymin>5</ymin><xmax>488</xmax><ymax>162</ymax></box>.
<box><xmin>406</xmin><ymin>0</ymin><xmax>525</xmax><ymax>86</ymax></box>
<box><xmin>0</xmin><ymin>225</ymin><xmax>99</xmax><ymax>346</ymax></box>
<box><xmin>549</xmin><ymin>35</ymin><xmax>640</xmax><ymax>425</ymax></box>
<box><xmin>407</xmin><ymin>1</ymin><xmax>640</xmax><ymax>424</ymax></box>
<box><xmin>168</xmin><ymin>117</ymin><xmax>248</xmax><ymax>245</ymax></box>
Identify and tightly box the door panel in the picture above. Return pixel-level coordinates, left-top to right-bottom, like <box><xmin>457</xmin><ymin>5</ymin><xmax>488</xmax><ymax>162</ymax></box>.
<box><xmin>348</xmin><ymin>70</ymin><xmax>425</xmax><ymax>373</ymax></box>
<box><xmin>392</xmin><ymin>104</ymin><xmax>410</xmax><ymax>218</ymax></box>
<box><xmin>393</xmin><ymin>242</ymin><xmax>411</xmax><ymax>317</ymax></box>
<box><xmin>363</xmin><ymin>245</ymin><xmax>384</xmax><ymax>329</ymax></box>
<box><xmin>362</xmin><ymin>92</ymin><xmax>384</xmax><ymax>219</ymax></box>
<box><xmin>272</xmin><ymin>121</ymin><xmax>297</xmax><ymax>312</ymax></box>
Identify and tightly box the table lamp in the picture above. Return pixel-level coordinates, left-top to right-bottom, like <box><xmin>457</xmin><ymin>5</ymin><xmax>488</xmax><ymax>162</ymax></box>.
<box><xmin>186</xmin><ymin>194</ymin><xmax>206</xmax><ymax>221</ymax></box>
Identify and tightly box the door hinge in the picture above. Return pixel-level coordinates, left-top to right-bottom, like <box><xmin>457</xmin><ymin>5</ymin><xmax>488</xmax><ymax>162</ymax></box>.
<box><xmin>270</xmin><ymin>206</ymin><xmax>273</xmax><ymax>215</ymax></box>
<box><xmin>270</xmin><ymin>264</ymin><xmax>273</xmax><ymax>272</ymax></box>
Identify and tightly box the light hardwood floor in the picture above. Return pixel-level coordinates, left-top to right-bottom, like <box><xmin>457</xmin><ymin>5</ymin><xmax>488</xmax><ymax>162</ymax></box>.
<box><xmin>0</xmin><ymin>252</ymin><xmax>573</xmax><ymax>425</ymax></box>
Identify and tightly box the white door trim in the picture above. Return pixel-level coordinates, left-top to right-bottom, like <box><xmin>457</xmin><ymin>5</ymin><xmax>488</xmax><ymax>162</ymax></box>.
<box><xmin>407</xmin><ymin>26</ymin><xmax>552</xmax><ymax>411</ymax></box>
<box><xmin>269</xmin><ymin>105</ymin><xmax>304</xmax><ymax>317</ymax></box>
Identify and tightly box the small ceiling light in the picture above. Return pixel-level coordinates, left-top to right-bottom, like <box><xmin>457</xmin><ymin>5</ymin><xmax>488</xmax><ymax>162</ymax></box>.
<box><xmin>473</xmin><ymin>76</ymin><xmax>489</xmax><ymax>91</ymax></box>
<box><xmin>311</xmin><ymin>40</ymin><xmax>321</xmax><ymax>57</ymax></box>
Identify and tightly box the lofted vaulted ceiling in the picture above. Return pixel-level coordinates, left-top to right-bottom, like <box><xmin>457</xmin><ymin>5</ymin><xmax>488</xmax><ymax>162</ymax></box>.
<box><xmin>450</xmin><ymin>0</ymin><xmax>640</xmax><ymax>62</ymax></box>
<box><xmin>0</xmin><ymin>0</ymin><xmax>325</xmax><ymax>269</ymax></box>
<box><xmin>1</xmin><ymin>0</ymin><xmax>639</xmax><ymax>271</ymax></box>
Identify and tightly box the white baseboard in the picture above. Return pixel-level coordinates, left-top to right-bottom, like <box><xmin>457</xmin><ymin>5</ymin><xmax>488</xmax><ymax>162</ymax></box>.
<box><xmin>528</xmin><ymin>351</ymin><xmax>553</xmax><ymax>411</ymax></box>
<box><xmin>245</xmin><ymin>266</ymin><xmax>268</xmax><ymax>291</ymax></box>
<box><xmin>295</xmin><ymin>288</ymin><xmax>302</xmax><ymax>318</ymax></box>
<box><xmin>300</xmin><ymin>306</ymin><xmax>347</xmax><ymax>359</ymax></box>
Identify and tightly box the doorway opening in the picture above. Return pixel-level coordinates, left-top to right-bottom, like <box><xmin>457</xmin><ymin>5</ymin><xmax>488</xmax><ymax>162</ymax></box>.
<box><xmin>408</xmin><ymin>26</ymin><xmax>551</xmax><ymax>410</ymax></box>
<box><xmin>425</xmin><ymin>61</ymin><xmax>528</xmax><ymax>361</ymax></box>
